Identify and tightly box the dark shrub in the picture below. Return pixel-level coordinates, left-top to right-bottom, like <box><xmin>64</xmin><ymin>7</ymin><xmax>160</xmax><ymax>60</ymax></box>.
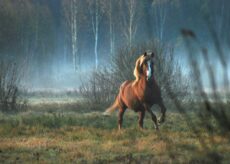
<box><xmin>0</xmin><ymin>60</ymin><xmax>27</xmax><ymax>112</ymax></box>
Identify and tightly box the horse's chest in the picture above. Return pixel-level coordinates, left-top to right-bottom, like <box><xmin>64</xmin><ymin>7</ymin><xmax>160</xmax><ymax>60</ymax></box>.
<box><xmin>141</xmin><ymin>87</ymin><xmax>161</xmax><ymax>104</ymax></box>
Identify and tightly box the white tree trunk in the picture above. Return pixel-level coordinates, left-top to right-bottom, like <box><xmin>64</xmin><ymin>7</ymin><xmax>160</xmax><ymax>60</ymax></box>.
<box><xmin>109</xmin><ymin>0</ymin><xmax>115</xmax><ymax>57</ymax></box>
<box><xmin>91</xmin><ymin>0</ymin><xmax>100</xmax><ymax>69</ymax></box>
<box><xmin>121</xmin><ymin>0</ymin><xmax>138</xmax><ymax>50</ymax></box>
<box><xmin>70</xmin><ymin>0</ymin><xmax>79</xmax><ymax>71</ymax></box>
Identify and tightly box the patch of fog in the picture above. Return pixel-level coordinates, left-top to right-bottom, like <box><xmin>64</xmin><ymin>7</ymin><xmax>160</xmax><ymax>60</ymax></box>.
<box><xmin>21</xmin><ymin>64</ymin><xmax>95</xmax><ymax>92</ymax></box>
<box><xmin>20</xmin><ymin>46</ymin><xmax>229</xmax><ymax>94</ymax></box>
<box><xmin>28</xmin><ymin>97</ymin><xmax>84</xmax><ymax>105</ymax></box>
<box><xmin>175</xmin><ymin>47</ymin><xmax>230</xmax><ymax>93</ymax></box>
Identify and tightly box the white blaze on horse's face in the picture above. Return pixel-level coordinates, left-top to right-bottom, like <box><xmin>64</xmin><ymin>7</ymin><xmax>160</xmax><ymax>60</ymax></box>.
<box><xmin>146</xmin><ymin>60</ymin><xmax>152</xmax><ymax>80</ymax></box>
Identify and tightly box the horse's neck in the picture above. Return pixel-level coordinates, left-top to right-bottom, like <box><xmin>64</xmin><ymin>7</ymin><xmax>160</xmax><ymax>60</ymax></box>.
<box><xmin>137</xmin><ymin>76</ymin><xmax>148</xmax><ymax>88</ymax></box>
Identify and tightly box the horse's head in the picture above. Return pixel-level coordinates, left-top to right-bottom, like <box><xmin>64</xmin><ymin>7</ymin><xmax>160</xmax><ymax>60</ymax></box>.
<box><xmin>133</xmin><ymin>52</ymin><xmax>155</xmax><ymax>81</ymax></box>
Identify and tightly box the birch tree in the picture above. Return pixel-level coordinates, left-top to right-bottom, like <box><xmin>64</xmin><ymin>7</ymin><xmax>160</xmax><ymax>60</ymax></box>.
<box><xmin>151</xmin><ymin>0</ymin><xmax>180</xmax><ymax>41</ymax></box>
<box><xmin>209</xmin><ymin>0</ymin><xmax>229</xmax><ymax>42</ymax></box>
<box><xmin>105</xmin><ymin>0</ymin><xmax>116</xmax><ymax>57</ymax></box>
<box><xmin>87</xmin><ymin>0</ymin><xmax>106</xmax><ymax>69</ymax></box>
<box><xmin>119</xmin><ymin>0</ymin><xmax>140</xmax><ymax>50</ymax></box>
<box><xmin>63</xmin><ymin>0</ymin><xmax>81</xmax><ymax>71</ymax></box>
<box><xmin>151</xmin><ymin>0</ymin><xmax>168</xmax><ymax>41</ymax></box>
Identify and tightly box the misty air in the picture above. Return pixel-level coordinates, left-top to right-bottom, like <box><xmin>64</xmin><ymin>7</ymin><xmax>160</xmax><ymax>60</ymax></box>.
<box><xmin>0</xmin><ymin>0</ymin><xmax>229</xmax><ymax>163</ymax></box>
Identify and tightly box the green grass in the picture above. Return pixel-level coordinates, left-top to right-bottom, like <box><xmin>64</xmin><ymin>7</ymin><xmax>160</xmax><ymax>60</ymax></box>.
<box><xmin>0</xmin><ymin>102</ymin><xmax>229</xmax><ymax>163</ymax></box>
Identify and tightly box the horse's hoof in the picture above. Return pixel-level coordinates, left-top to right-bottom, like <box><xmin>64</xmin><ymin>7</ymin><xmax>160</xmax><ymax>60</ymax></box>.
<box><xmin>158</xmin><ymin>117</ymin><xmax>165</xmax><ymax>124</ymax></box>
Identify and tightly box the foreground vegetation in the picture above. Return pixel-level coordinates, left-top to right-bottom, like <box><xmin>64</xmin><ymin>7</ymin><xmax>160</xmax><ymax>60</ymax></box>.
<box><xmin>0</xmin><ymin>100</ymin><xmax>229</xmax><ymax>163</ymax></box>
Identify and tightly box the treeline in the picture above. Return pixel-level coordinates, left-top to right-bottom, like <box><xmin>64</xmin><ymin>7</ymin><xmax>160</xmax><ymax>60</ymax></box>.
<box><xmin>0</xmin><ymin>0</ymin><xmax>59</xmax><ymax>84</ymax></box>
<box><xmin>0</xmin><ymin>0</ymin><xmax>229</xmax><ymax>84</ymax></box>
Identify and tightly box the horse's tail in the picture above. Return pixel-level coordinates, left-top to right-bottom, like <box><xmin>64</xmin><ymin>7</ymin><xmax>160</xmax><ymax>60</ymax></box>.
<box><xmin>103</xmin><ymin>97</ymin><xmax>119</xmax><ymax>116</ymax></box>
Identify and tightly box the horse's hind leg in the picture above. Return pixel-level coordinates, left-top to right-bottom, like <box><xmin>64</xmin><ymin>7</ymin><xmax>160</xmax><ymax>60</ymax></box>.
<box><xmin>118</xmin><ymin>108</ymin><xmax>126</xmax><ymax>130</ymax></box>
<box><xmin>144</xmin><ymin>105</ymin><xmax>159</xmax><ymax>130</ymax></box>
<box><xmin>138</xmin><ymin>110</ymin><xmax>145</xmax><ymax>129</ymax></box>
<box><xmin>158</xmin><ymin>101</ymin><xmax>166</xmax><ymax>124</ymax></box>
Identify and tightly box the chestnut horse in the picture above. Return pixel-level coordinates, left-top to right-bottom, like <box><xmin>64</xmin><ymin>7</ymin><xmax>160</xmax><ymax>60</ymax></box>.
<box><xmin>103</xmin><ymin>52</ymin><xmax>166</xmax><ymax>130</ymax></box>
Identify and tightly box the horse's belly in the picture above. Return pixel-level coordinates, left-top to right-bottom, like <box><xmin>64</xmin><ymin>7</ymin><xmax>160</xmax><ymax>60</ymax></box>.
<box><xmin>124</xmin><ymin>96</ymin><xmax>143</xmax><ymax>112</ymax></box>
<box><xmin>122</xmin><ymin>95</ymin><xmax>144</xmax><ymax>112</ymax></box>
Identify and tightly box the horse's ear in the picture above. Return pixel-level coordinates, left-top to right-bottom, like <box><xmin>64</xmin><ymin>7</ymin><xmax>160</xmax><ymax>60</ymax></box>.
<box><xmin>133</xmin><ymin>58</ymin><xmax>142</xmax><ymax>80</ymax></box>
<box><xmin>151</xmin><ymin>52</ymin><xmax>155</xmax><ymax>58</ymax></box>
<box><xmin>144</xmin><ymin>52</ymin><xmax>147</xmax><ymax>57</ymax></box>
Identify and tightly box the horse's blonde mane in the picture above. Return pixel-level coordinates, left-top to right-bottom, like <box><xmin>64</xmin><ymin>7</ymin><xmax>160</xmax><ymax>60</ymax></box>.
<box><xmin>133</xmin><ymin>52</ymin><xmax>155</xmax><ymax>86</ymax></box>
<box><xmin>133</xmin><ymin>55</ymin><xmax>145</xmax><ymax>82</ymax></box>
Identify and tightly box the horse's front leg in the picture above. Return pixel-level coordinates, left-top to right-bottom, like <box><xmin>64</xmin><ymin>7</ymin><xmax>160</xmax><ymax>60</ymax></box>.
<box><xmin>118</xmin><ymin>108</ymin><xmax>126</xmax><ymax>130</ymax></box>
<box><xmin>144</xmin><ymin>104</ymin><xmax>159</xmax><ymax>130</ymax></box>
<box><xmin>158</xmin><ymin>101</ymin><xmax>166</xmax><ymax>124</ymax></box>
<box><xmin>138</xmin><ymin>110</ymin><xmax>145</xmax><ymax>129</ymax></box>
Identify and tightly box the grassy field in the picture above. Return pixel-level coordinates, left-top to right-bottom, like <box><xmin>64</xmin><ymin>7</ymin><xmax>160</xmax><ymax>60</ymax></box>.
<box><xmin>0</xmin><ymin>99</ymin><xmax>229</xmax><ymax>163</ymax></box>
